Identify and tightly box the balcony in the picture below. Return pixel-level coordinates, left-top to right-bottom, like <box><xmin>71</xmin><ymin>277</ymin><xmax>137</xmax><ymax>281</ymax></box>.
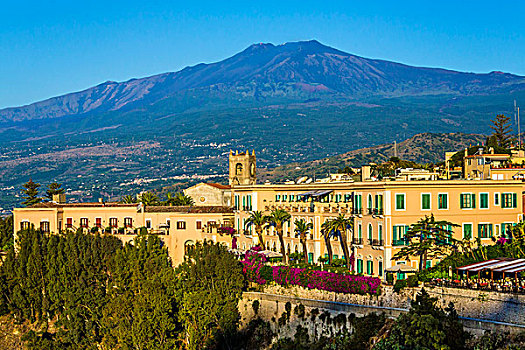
<box><xmin>352</xmin><ymin>238</ymin><xmax>363</xmax><ymax>245</ymax></box>
<box><xmin>367</xmin><ymin>208</ymin><xmax>384</xmax><ymax>216</ymax></box>
<box><xmin>393</xmin><ymin>239</ymin><xmax>408</xmax><ymax>246</ymax></box>
<box><xmin>351</xmin><ymin>208</ymin><xmax>363</xmax><ymax>215</ymax></box>
<box><xmin>369</xmin><ymin>239</ymin><xmax>384</xmax><ymax>246</ymax></box>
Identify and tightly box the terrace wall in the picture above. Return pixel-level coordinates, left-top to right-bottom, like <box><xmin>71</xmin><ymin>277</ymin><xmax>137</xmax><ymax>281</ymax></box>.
<box><xmin>239</xmin><ymin>284</ymin><xmax>525</xmax><ymax>339</ymax></box>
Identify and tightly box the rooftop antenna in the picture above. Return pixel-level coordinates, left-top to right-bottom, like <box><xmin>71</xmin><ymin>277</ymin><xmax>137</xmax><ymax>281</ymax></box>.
<box><xmin>394</xmin><ymin>141</ymin><xmax>397</xmax><ymax>158</ymax></box>
<box><xmin>516</xmin><ymin>100</ymin><xmax>521</xmax><ymax>150</ymax></box>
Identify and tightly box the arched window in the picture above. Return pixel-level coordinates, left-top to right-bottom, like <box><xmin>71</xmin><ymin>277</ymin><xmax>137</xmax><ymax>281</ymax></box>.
<box><xmin>235</xmin><ymin>163</ymin><xmax>243</xmax><ymax>175</ymax></box>
<box><xmin>368</xmin><ymin>223</ymin><xmax>373</xmax><ymax>241</ymax></box>
<box><xmin>368</xmin><ymin>194</ymin><xmax>373</xmax><ymax>209</ymax></box>
<box><xmin>184</xmin><ymin>240</ymin><xmax>195</xmax><ymax>255</ymax></box>
<box><xmin>272</xmin><ymin>241</ymin><xmax>276</xmax><ymax>252</ymax></box>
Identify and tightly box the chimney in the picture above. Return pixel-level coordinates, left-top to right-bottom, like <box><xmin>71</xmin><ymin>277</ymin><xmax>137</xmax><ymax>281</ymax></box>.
<box><xmin>361</xmin><ymin>165</ymin><xmax>371</xmax><ymax>181</ymax></box>
<box><xmin>52</xmin><ymin>193</ymin><xmax>66</xmax><ymax>203</ymax></box>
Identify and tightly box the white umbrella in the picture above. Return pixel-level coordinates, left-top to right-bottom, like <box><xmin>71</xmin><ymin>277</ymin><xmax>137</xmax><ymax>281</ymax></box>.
<box><xmin>385</xmin><ymin>264</ymin><xmax>417</xmax><ymax>273</ymax></box>
<box><xmin>258</xmin><ymin>250</ymin><xmax>283</xmax><ymax>258</ymax></box>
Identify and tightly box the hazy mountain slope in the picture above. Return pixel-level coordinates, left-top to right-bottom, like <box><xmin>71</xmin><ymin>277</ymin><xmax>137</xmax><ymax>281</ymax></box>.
<box><xmin>259</xmin><ymin>132</ymin><xmax>486</xmax><ymax>182</ymax></box>
<box><xmin>1</xmin><ymin>40</ymin><xmax>524</xmax><ymax>123</ymax></box>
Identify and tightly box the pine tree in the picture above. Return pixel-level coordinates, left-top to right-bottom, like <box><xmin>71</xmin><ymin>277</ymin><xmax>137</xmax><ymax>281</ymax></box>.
<box><xmin>21</xmin><ymin>179</ymin><xmax>42</xmax><ymax>207</ymax></box>
<box><xmin>490</xmin><ymin>114</ymin><xmax>513</xmax><ymax>148</ymax></box>
<box><xmin>45</xmin><ymin>182</ymin><xmax>64</xmax><ymax>200</ymax></box>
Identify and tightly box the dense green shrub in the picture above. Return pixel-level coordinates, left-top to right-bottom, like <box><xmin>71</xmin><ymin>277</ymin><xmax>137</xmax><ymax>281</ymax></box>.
<box><xmin>393</xmin><ymin>279</ymin><xmax>407</xmax><ymax>293</ymax></box>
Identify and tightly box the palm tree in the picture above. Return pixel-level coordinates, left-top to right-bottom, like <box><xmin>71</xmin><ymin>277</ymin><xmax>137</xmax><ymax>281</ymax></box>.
<box><xmin>138</xmin><ymin>192</ymin><xmax>159</xmax><ymax>206</ymax></box>
<box><xmin>245</xmin><ymin>211</ymin><xmax>268</xmax><ymax>248</ymax></box>
<box><xmin>175</xmin><ymin>192</ymin><xmax>194</xmax><ymax>206</ymax></box>
<box><xmin>164</xmin><ymin>192</ymin><xmax>176</xmax><ymax>206</ymax></box>
<box><xmin>294</xmin><ymin>219</ymin><xmax>313</xmax><ymax>263</ymax></box>
<box><xmin>329</xmin><ymin>214</ymin><xmax>354</xmax><ymax>269</ymax></box>
<box><xmin>120</xmin><ymin>194</ymin><xmax>137</xmax><ymax>204</ymax></box>
<box><xmin>267</xmin><ymin>209</ymin><xmax>291</xmax><ymax>263</ymax></box>
<box><xmin>321</xmin><ymin>220</ymin><xmax>335</xmax><ymax>264</ymax></box>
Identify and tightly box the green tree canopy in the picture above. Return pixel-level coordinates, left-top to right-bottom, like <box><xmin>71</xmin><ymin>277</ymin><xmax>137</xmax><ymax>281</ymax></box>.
<box><xmin>294</xmin><ymin>219</ymin><xmax>313</xmax><ymax>263</ymax></box>
<box><xmin>45</xmin><ymin>182</ymin><xmax>64</xmax><ymax>200</ymax></box>
<box><xmin>245</xmin><ymin>211</ymin><xmax>268</xmax><ymax>248</ymax></box>
<box><xmin>21</xmin><ymin>179</ymin><xmax>41</xmax><ymax>207</ymax></box>
<box><xmin>267</xmin><ymin>209</ymin><xmax>291</xmax><ymax>263</ymax></box>
<box><xmin>176</xmin><ymin>241</ymin><xmax>244</xmax><ymax>350</ymax></box>
<box><xmin>490</xmin><ymin>114</ymin><xmax>513</xmax><ymax>148</ymax></box>
<box><xmin>393</xmin><ymin>214</ymin><xmax>459</xmax><ymax>271</ymax></box>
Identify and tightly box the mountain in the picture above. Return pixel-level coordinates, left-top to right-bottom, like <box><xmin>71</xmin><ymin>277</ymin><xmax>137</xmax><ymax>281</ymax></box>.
<box><xmin>259</xmin><ymin>132</ymin><xmax>486</xmax><ymax>182</ymax></box>
<box><xmin>0</xmin><ymin>40</ymin><xmax>524</xmax><ymax>211</ymax></box>
<box><xmin>1</xmin><ymin>40</ymin><xmax>524</xmax><ymax>123</ymax></box>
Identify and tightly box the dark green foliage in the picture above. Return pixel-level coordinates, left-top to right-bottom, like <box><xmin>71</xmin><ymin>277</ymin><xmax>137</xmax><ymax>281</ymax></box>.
<box><xmin>252</xmin><ymin>300</ymin><xmax>260</xmax><ymax>315</ymax></box>
<box><xmin>385</xmin><ymin>272</ymin><xmax>394</xmax><ymax>284</ymax></box>
<box><xmin>45</xmin><ymin>182</ymin><xmax>64</xmax><ymax>200</ymax></box>
<box><xmin>100</xmin><ymin>234</ymin><xmax>180</xmax><ymax>350</ymax></box>
<box><xmin>375</xmin><ymin>289</ymin><xmax>470</xmax><ymax>350</ymax></box>
<box><xmin>407</xmin><ymin>274</ymin><xmax>419</xmax><ymax>287</ymax></box>
<box><xmin>21</xmin><ymin>179</ymin><xmax>42</xmax><ymax>207</ymax></box>
<box><xmin>231</xmin><ymin>318</ymin><xmax>274</xmax><ymax>350</ymax></box>
<box><xmin>0</xmin><ymin>215</ymin><xmax>13</xmax><ymax>252</ymax></box>
<box><xmin>294</xmin><ymin>303</ymin><xmax>305</xmax><ymax>319</ymax></box>
<box><xmin>310</xmin><ymin>308</ymin><xmax>319</xmax><ymax>322</ymax></box>
<box><xmin>490</xmin><ymin>114</ymin><xmax>513</xmax><ymax>148</ymax></box>
<box><xmin>176</xmin><ymin>240</ymin><xmax>245</xmax><ymax>350</ymax></box>
<box><xmin>393</xmin><ymin>279</ymin><xmax>407</xmax><ymax>293</ymax></box>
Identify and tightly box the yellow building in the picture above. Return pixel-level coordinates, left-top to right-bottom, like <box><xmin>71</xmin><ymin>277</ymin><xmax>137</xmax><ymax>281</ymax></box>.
<box><xmin>13</xmin><ymin>199</ymin><xmax>241</xmax><ymax>265</ymax></box>
<box><xmin>231</xmin><ymin>179</ymin><xmax>524</xmax><ymax>278</ymax></box>
<box><xmin>11</xmin><ymin>150</ymin><xmax>525</xmax><ymax>280</ymax></box>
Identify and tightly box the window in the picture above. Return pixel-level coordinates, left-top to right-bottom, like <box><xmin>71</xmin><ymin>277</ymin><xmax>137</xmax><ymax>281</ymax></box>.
<box><xmin>145</xmin><ymin>219</ymin><xmax>152</xmax><ymax>229</ymax></box>
<box><xmin>378</xmin><ymin>224</ymin><xmax>383</xmax><ymax>242</ymax></box>
<box><xmin>80</xmin><ymin>218</ymin><xmax>88</xmax><ymax>228</ymax></box>
<box><xmin>275</xmin><ymin>194</ymin><xmax>281</xmax><ymax>202</ymax></box>
<box><xmin>438</xmin><ymin>193</ymin><xmax>448</xmax><ymax>209</ymax></box>
<box><xmin>480</xmin><ymin>193</ymin><xmax>489</xmax><ymax>209</ymax></box>
<box><xmin>494</xmin><ymin>193</ymin><xmax>500</xmax><ymax>206</ymax></box>
<box><xmin>393</xmin><ymin>225</ymin><xmax>409</xmax><ymax>245</ymax></box>
<box><xmin>66</xmin><ymin>217</ymin><xmax>73</xmax><ymax>229</ymax></box>
<box><xmin>21</xmin><ymin>221</ymin><xmax>30</xmax><ymax>230</ymax></box>
<box><xmin>378</xmin><ymin>261</ymin><xmax>383</xmax><ymax>277</ymax></box>
<box><xmin>368</xmin><ymin>223</ymin><xmax>373</xmax><ymax>241</ymax></box>
<box><xmin>502</xmin><ymin>193</ymin><xmax>517</xmax><ymax>208</ymax></box>
<box><xmin>234</xmin><ymin>195</ymin><xmax>239</xmax><ymax>210</ymax></box>
<box><xmin>357</xmin><ymin>259</ymin><xmax>363</xmax><ymax>274</ymax></box>
<box><xmin>40</xmin><ymin>221</ymin><xmax>50</xmax><ymax>233</ymax></box>
<box><xmin>354</xmin><ymin>194</ymin><xmax>362</xmax><ymax>210</ymax></box>
<box><xmin>375</xmin><ymin>194</ymin><xmax>384</xmax><ymax>213</ymax></box>
<box><xmin>290</xmin><ymin>195</ymin><xmax>295</xmax><ymax>202</ymax></box>
<box><xmin>478</xmin><ymin>223</ymin><xmax>493</xmax><ymax>238</ymax></box>
<box><xmin>460</xmin><ymin>193</ymin><xmax>476</xmax><ymax>209</ymax></box>
<box><xmin>177</xmin><ymin>221</ymin><xmax>186</xmax><ymax>230</ymax></box>
<box><xmin>124</xmin><ymin>217</ymin><xmax>133</xmax><ymax>228</ymax></box>
<box><xmin>426</xmin><ymin>260</ymin><xmax>432</xmax><ymax>269</ymax></box>
<box><xmin>367</xmin><ymin>194</ymin><xmax>373</xmax><ymax>209</ymax></box>
<box><xmin>358</xmin><ymin>223</ymin><xmax>362</xmax><ymax>239</ymax></box>
<box><xmin>95</xmin><ymin>217</ymin><xmax>102</xmax><ymax>228</ymax></box>
<box><xmin>395</xmin><ymin>194</ymin><xmax>405</xmax><ymax>210</ymax></box>
<box><xmin>421</xmin><ymin>193</ymin><xmax>431</xmax><ymax>210</ymax></box>
<box><xmin>367</xmin><ymin>260</ymin><xmax>374</xmax><ymax>275</ymax></box>
<box><xmin>502</xmin><ymin>223</ymin><xmax>514</xmax><ymax>238</ymax></box>
<box><xmin>463</xmin><ymin>223</ymin><xmax>473</xmax><ymax>239</ymax></box>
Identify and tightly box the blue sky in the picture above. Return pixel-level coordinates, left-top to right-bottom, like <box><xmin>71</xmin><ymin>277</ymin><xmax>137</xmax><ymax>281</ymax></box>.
<box><xmin>1</xmin><ymin>0</ymin><xmax>524</xmax><ymax>109</ymax></box>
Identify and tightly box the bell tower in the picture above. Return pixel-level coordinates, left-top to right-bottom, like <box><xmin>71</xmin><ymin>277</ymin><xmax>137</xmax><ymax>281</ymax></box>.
<box><xmin>229</xmin><ymin>150</ymin><xmax>256</xmax><ymax>186</ymax></box>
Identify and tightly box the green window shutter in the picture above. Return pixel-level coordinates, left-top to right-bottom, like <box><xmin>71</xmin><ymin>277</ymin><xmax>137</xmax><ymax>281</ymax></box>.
<box><xmin>478</xmin><ymin>224</ymin><xmax>482</xmax><ymax>238</ymax></box>
<box><xmin>480</xmin><ymin>193</ymin><xmax>488</xmax><ymax>208</ymax></box>
<box><xmin>513</xmin><ymin>193</ymin><xmax>517</xmax><ymax>208</ymax></box>
<box><xmin>358</xmin><ymin>224</ymin><xmax>362</xmax><ymax>239</ymax></box>
<box><xmin>378</xmin><ymin>225</ymin><xmax>383</xmax><ymax>241</ymax></box>
<box><xmin>393</xmin><ymin>226</ymin><xmax>398</xmax><ymax>243</ymax></box>
<box><xmin>378</xmin><ymin>261</ymin><xmax>383</xmax><ymax>276</ymax></box>
<box><xmin>489</xmin><ymin>224</ymin><xmax>493</xmax><ymax>237</ymax></box>
<box><xmin>471</xmin><ymin>194</ymin><xmax>476</xmax><ymax>208</ymax></box>
<box><xmin>422</xmin><ymin>194</ymin><xmax>430</xmax><ymax>209</ymax></box>
<box><xmin>460</xmin><ymin>194</ymin><xmax>464</xmax><ymax>209</ymax></box>
<box><xmin>502</xmin><ymin>223</ymin><xmax>506</xmax><ymax>237</ymax></box>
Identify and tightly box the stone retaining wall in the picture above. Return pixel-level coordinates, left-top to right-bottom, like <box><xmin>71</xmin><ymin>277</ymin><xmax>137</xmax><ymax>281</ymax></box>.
<box><xmin>238</xmin><ymin>284</ymin><xmax>525</xmax><ymax>340</ymax></box>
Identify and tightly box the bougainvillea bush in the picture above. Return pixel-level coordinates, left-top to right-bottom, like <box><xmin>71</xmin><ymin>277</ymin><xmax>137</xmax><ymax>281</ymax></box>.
<box><xmin>241</xmin><ymin>249</ymin><xmax>381</xmax><ymax>295</ymax></box>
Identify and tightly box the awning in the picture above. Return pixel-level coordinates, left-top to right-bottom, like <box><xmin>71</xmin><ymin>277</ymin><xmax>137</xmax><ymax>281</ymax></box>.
<box><xmin>457</xmin><ymin>258</ymin><xmax>525</xmax><ymax>272</ymax></box>
<box><xmin>297</xmin><ymin>190</ymin><xmax>333</xmax><ymax>198</ymax></box>
<box><xmin>259</xmin><ymin>250</ymin><xmax>283</xmax><ymax>258</ymax></box>
<box><xmin>385</xmin><ymin>264</ymin><xmax>417</xmax><ymax>273</ymax></box>
<box><xmin>311</xmin><ymin>190</ymin><xmax>333</xmax><ymax>197</ymax></box>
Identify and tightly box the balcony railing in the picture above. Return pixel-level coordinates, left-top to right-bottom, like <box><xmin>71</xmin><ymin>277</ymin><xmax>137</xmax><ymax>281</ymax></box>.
<box><xmin>369</xmin><ymin>239</ymin><xmax>385</xmax><ymax>246</ymax></box>
<box><xmin>367</xmin><ymin>208</ymin><xmax>384</xmax><ymax>215</ymax></box>
<box><xmin>351</xmin><ymin>208</ymin><xmax>363</xmax><ymax>215</ymax></box>
<box><xmin>352</xmin><ymin>238</ymin><xmax>363</xmax><ymax>245</ymax></box>
<box><xmin>393</xmin><ymin>239</ymin><xmax>408</xmax><ymax>246</ymax></box>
